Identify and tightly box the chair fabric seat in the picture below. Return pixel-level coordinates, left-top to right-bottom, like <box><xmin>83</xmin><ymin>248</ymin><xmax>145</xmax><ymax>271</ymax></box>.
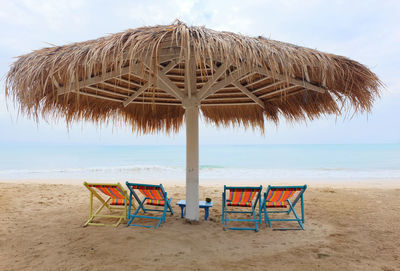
<box><xmin>146</xmin><ymin>199</ymin><xmax>165</xmax><ymax>206</ymax></box>
<box><xmin>227</xmin><ymin>188</ymin><xmax>258</xmax><ymax>208</ymax></box>
<box><xmin>266</xmin><ymin>201</ymin><xmax>287</xmax><ymax>208</ymax></box>
<box><xmin>227</xmin><ymin>201</ymin><xmax>252</xmax><ymax>207</ymax></box>
<box><xmin>134</xmin><ymin>187</ymin><xmax>164</xmax><ymax>200</ymax></box>
<box><xmin>111</xmin><ymin>198</ymin><xmax>127</xmax><ymax>205</ymax></box>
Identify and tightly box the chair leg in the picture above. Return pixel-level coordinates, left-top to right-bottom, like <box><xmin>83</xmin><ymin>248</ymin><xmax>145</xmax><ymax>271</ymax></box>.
<box><xmin>224</xmin><ymin>208</ymin><xmax>228</xmax><ymax>227</ymax></box>
<box><xmin>114</xmin><ymin>217</ymin><xmax>123</xmax><ymax>227</ymax></box>
<box><xmin>89</xmin><ymin>191</ymin><xmax>93</xmax><ymax>218</ymax></box>
<box><xmin>84</xmin><ymin>198</ymin><xmax>109</xmax><ymax>227</ymax></box>
<box><xmin>264</xmin><ymin>205</ymin><xmax>267</xmax><ymax>225</ymax></box>
<box><xmin>128</xmin><ymin>192</ymin><xmax>133</xmax><ymax>219</ymax></box>
<box><xmin>167</xmin><ymin>198</ymin><xmax>174</xmax><ymax>215</ymax></box>
<box><xmin>124</xmin><ymin>203</ymin><xmax>128</xmax><ymax>220</ymax></box>
<box><xmin>253</xmin><ymin>208</ymin><xmax>259</xmax><ymax>232</ymax></box>
<box><xmin>265</xmin><ymin>206</ymin><xmax>271</xmax><ymax>227</ymax></box>
<box><xmin>126</xmin><ymin>215</ymin><xmax>135</xmax><ymax>226</ymax></box>
<box><xmin>126</xmin><ymin>200</ymin><xmax>143</xmax><ymax>226</ymax></box>
<box><xmin>288</xmin><ymin>200</ymin><xmax>304</xmax><ymax>230</ymax></box>
<box><xmin>154</xmin><ymin>205</ymin><xmax>165</xmax><ymax>228</ymax></box>
<box><xmin>156</xmin><ymin>218</ymin><xmax>162</xmax><ymax>228</ymax></box>
<box><xmin>162</xmin><ymin>203</ymin><xmax>168</xmax><ymax>223</ymax></box>
<box><xmin>221</xmin><ymin>193</ymin><xmax>225</xmax><ymax>226</ymax></box>
<box><xmin>301</xmin><ymin>194</ymin><xmax>305</xmax><ymax>223</ymax></box>
<box><xmin>84</xmin><ymin>217</ymin><xmax>94</xmax><ymax>227</ymax></box>
<box><xmin>84</xmin><ymin>192</ymin><xmax>94</xmax><ymax>226</ymax></box>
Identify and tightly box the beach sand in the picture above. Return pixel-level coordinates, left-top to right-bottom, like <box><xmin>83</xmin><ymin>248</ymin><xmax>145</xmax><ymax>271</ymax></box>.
<box><xmin>1</xmin><ymin>181</ymin><xmax>399</xmax><ymax>271</ymax></box>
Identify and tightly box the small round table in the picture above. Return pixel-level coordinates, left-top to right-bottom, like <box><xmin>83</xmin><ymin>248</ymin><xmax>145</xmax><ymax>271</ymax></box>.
<box><xmin>176</xmin><ymin>200</ymin><xmax>213</xmax><ymax>220</ymax></box>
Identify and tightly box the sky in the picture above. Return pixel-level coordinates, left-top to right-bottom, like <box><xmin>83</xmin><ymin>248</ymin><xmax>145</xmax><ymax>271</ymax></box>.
<box><xmin>0</xmin><ymin>0</ymin><xmax>399</xmax><ymax>145</ymax></box>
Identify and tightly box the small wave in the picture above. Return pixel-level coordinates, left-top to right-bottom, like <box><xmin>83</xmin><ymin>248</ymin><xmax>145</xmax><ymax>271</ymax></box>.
<box><xmin>0</xmin><ymin>165</ymin><xmax>182</xmax><ymax>175</ymax></box>
<box><xmin>199</xmin><ymin>165</ymin><xmax>225</xmax><ymax>169</ymax></box>
<box><xmin>319</xmin><ymin>167</ymin><xmax>350</xmax><ymax>171</ymax></box>
<box><xmin>1</xmin><ymin>166</ymin><xmax>400</xmax><ymax>181</ymax></box>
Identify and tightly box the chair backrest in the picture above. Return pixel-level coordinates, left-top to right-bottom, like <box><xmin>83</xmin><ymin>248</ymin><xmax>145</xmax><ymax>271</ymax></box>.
<box><xmin>84</xmin><ymin>182</ymin><xmax>127</xmax><ymax>204</ymax></box>
<box><xmin>225</xmin><ymin>186</ymin><xmax>262</xmax><ymax>204</ymax></box>
<box><xmin>265</xmin><ymin>185</ymin><xmax>307</xmax><ymax>203</ymax></box>
<box><xmin>126</xmin><ymin>183</ymin><xmax>166</xmax><ymax>200</ymax></box>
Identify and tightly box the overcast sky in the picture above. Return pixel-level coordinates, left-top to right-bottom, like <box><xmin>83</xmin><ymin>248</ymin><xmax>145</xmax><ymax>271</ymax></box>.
<box><xmin>0</xmin><ymin>0</ymin><xmax>399</xmax><ymax>145</ymax></box>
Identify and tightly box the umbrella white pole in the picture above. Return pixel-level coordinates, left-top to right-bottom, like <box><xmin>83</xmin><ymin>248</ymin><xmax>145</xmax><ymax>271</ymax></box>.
<box><xmin>185</xmin><ymin>104</ymin><xmax>200</xmax><ymax>221</ymax></box>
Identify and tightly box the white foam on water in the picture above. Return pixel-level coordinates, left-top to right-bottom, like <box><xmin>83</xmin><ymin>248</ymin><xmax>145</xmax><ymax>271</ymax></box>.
<box><xmin>1</xmin><ymin>165</ymin><xmax>400</xmax><ymax>181</ymax></box>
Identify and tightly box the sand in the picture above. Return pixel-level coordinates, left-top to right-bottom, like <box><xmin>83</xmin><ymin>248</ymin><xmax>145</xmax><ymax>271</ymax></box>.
<box><xmin>1</xmin><ymin>180</ymin><xmax>399</xmax><ymax>271</ymax></box>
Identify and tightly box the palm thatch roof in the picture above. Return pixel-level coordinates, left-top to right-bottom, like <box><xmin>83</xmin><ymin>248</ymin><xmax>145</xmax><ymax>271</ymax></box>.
<box><xmin>5</xmin><ymin>21</ymin><xmax>382</xmax><ymax>133</ymax></box>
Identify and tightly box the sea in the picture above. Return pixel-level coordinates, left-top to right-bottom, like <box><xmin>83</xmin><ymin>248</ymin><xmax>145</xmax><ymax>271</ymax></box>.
<box><xmin>0</xmin><ymin>144</ymin><xmax>399</xmax><ymax>182</ymax></box>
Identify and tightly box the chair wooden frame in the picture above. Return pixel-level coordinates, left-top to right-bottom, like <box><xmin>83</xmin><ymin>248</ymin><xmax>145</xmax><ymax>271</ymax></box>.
<box><xmin>262</xmin><ymin>185</ymin><xmax>307</xmax><ymax>230</ymax></box>
<box><xmin>126</xmin><ymin>182</ymin><xmax>174</xmax><ymax>229</ymax></box>
<box><xmin>83</xmin><ymin>182</ymin><xmax>130</xmax><ymax>227</ymax></box>
<box><xmin>222</xmin><ymin>185</ymin><xmax>262</xmax><ymax>232</ymax></box>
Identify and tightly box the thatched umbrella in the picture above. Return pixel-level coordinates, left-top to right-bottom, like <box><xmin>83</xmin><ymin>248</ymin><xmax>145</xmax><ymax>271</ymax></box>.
<box><xmin>5</xmin><ymin>21</ymin><xmax>381</xmax><ymax>221</ymax></box>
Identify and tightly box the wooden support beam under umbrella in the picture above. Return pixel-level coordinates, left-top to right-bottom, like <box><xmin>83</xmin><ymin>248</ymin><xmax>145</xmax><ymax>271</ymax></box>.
<box><xmin>5</xmin><ymin>21</ymin><xmax>382</xmax><ymax>222</ymax></box>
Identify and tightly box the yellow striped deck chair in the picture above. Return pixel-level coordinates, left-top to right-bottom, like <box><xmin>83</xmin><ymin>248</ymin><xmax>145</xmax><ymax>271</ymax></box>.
<box><xmin>222</xmin><ymin>185</ymin><xmax>262</xmax><ymax>232</ymax></box>
<box><xmin>262</xmin><ymin>185</ymin><xmax>307</xmax><ymax>230</ymax></box>
<box><xmin>83</xmin><ymin>182</ymin><xmax>131</xmax><ymax>227</ymax></box>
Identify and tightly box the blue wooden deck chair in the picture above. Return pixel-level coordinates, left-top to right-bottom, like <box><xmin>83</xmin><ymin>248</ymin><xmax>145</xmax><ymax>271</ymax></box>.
<box><xmin>126</xmin><ymin>182</ymin><xmax>174</xmax><ymax>228</ymax></box>
<box><xmin>222</xmin><ymin>185</ymin><xmax>262</xmax><ymax>232</ymax></box>
<box><xmin>262</xmin><ymin>185</ymin><xmax>307</xmax><ymax>230</ymax></box>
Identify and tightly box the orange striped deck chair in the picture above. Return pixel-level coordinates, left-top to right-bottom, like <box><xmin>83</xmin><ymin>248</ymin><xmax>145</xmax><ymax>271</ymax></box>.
<box><xmin>125</xmin><ymin>182</ymin><xmax>174</xmax><ymax>228</ymax></box>
<box><xmin>83</xmin><ymin>182</ymin><xmax>131</xmax><ymax>227</ymax></box>
<box><xmin>262</xmin><ymin>185</ymin><xmax>307</xmax><ymax>230</ymax></box>
<box><xmin>222</xmin><ymin>185</ymin><xmax>262</xmax><ymax>232</ymax></box>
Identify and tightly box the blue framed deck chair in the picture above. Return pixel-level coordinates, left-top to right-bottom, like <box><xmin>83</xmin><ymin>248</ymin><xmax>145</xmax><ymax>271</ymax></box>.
<box><xmin>222</xmin><ymin>185</ymin><xmax>262</xmax><ymax>232</ymax></box>
<box><xmin>126</xmin><ymin>182</ymin><xmax>174</xmax><ymax>228</ymax></box>
<box><xmin>262</xmin><ymin>185</ymin><xmax>307</xmax><ymax>230</ymax></box>
<box><xmin>83</xmin><ymin>182</ymin><xmax>130</xmax><ymax>227</ymax></box>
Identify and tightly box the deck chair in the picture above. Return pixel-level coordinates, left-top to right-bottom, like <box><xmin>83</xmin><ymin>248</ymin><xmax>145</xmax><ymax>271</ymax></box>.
<box><xmin>83</xmin><ymin>182</ymin><xmax>130</xmax><ymax>227</ymax></box>
<box><xmin>126</xmin><ymin>182</ymin><xmax>174</xmax><ymax>228</ymax></box>
<box><xmin>262</xmin><ymin>185</ymin><xmax>307</xmax><ymax>230</ymax></box>
<box><xmin>222</xmin><ymin>185</ymin><xmax>262</xmax><ymax>232</ymax></box>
